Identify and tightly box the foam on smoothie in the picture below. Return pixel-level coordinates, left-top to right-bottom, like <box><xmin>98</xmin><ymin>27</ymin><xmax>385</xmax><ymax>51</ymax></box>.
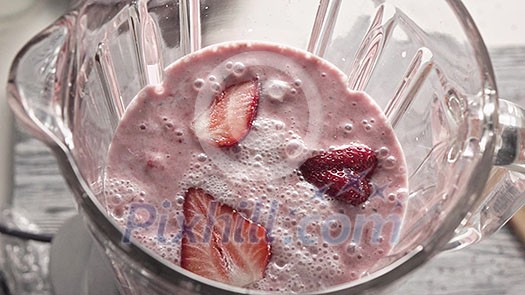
<box><xmin>102</xmin><ymin>42</ymin><xmax>408</xmax><ymax>292</ymax></box>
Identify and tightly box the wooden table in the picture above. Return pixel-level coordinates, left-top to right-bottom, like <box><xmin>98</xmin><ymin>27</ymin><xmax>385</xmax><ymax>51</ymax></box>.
<box><xmin>6</xmin><ymin>47</ymin><xmax>525</xmax><ymax>294</ymax></box>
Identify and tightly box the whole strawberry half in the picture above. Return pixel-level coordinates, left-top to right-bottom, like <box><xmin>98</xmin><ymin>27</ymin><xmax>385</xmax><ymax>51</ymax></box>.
<box><xmin>180</xmin><ymin>188</ymin><xmax>271</xmax><ymax>287</ymax></box>
<box><xmin>299</xmin><ymin>145</ymin><xmax>377</xmax><ymax>205</ymax></box>
<box><xmin>193</xmin><ymin>80</ymin><xmax>260</xmax><ymax>147</ymax></box>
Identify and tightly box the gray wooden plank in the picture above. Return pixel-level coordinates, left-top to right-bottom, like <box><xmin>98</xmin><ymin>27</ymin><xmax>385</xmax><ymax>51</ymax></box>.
<box><xmin>397</xmin><ymin>228</ymin><xmax>525</xmax><ymax>295</ymax></box>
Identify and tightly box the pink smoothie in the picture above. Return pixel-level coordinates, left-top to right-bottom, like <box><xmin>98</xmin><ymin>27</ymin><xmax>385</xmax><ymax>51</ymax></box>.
<box><xmin>103</xmin><ymin>41</ymin><xmax>408</xmax><ymax>292</ymax></box>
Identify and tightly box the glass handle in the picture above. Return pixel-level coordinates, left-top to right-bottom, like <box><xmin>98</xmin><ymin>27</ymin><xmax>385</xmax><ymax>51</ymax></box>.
<box><xmin>6</xmin><ymin>15</ymin><xmax>74</xmax><ymax>146</ymax></box>
<box><xmin>494</xmin><ymin>99</ymin><xmax>525</xmax><ymax>170</ymax></box>
<box><xmin>445</xmin><ymin>99</ymin><xmax>525</xmax><ymax>250</ymax></box>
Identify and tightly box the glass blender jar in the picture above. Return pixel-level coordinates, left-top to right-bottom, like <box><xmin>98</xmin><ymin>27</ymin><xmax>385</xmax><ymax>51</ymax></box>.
<box><xmin>6</xmin><ymin>0</ymin><xmax>525</xmax><ymax>294</ymax></box>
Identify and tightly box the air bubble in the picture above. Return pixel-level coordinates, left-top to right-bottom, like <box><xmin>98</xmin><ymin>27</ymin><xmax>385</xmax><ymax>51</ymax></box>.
<box><xmin>176</xmin><ymin>196</ymin><xmax>184</xmax><ymax>205</ymax></box>
<box><xmin>196</xmin><ymin>153</ymin><xmax>208</xmax><ymax>162</ymax></box>
<box><xmin>276</xmin><ymin>259</ymin><xmax>287</xmax><ymax>268</ymax></box>
<box><xmin>383</xmin><ymin>156</ymin><xmax>397</xmax><ymax>169</ymax></box>
<box><xmin>193</xmin><ymin>78</ymin><xmax>205</xmax><ymax>90</ymax></box>
<box><xmin>162</xmin><ymin>200</ymin><xmax>171</xmax><ymax>209</ymax></box>
<box><xmin>293</xmin><ymin>79</ymin><xmax>302</xmax><ymax>87</ymax></box>
<box><xmin>344</xmin><ymin>123</ymin><xmax>353</xmax><ymax>131</ymax></box>
<box><xmin>233</xmin><ymin>62</ymin><xmax>246</xmax><ymax>75</ymax></box>
<box><xmin>285</xmin><ymin>139</ymin><xmax>305</xmax><ymax>160</ymax></box>
<box><xmin>111</xmin><ymin>194</ymin><xmax>122</xmax><ymax>204</ymax></box>
<box><xmin>378</xmin><ymin>146</ymin><xmax>390</xmax><ymax>158</ymax></box>
<box><xmin>210</xmin><ymin>82</ymin><xmax>221</xmax><ymax>93</ymax></box>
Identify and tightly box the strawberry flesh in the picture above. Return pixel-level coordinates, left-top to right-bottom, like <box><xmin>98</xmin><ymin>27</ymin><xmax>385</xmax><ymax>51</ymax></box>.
<box><xmin>180</xmin><ymin>188</ymin><xmax>271</xmax><ymax>287</ymax></box>
<box><xmin>299</xmin><ymin>145</ymin><xmax>377</xmax><ymax>205</ymax></box>
<box><xmin>193</xmin><ymin>80</ymin><xmax>260</xmax><ymax>147</ymax></box>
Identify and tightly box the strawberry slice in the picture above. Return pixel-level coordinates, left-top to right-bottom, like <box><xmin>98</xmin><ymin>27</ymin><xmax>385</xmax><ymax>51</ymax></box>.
<box><xmin>301</xmin><ymin>144</ymin><xmax>376</xmax><ymax>176</ymax></box>
<box><xmin>180</xmin><ymin>188</ymin><xmax>271</xmax><ymax>287</ymax></box>
<box><xmin>299</xmin><ymin>145</ymin><xmax>377</xmax><ymax>205</ymax></box>
<box><xmin>193</xmin><ymin>80</ymin><xmax>260</xmax><ymax>147</ymax></box>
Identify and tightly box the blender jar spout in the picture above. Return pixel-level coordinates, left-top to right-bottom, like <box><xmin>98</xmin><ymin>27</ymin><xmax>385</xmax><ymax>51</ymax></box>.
<box><xmin>6</xmin><ymin>13</ymin><xmax>76</xmax><ymax>148</ymax></box>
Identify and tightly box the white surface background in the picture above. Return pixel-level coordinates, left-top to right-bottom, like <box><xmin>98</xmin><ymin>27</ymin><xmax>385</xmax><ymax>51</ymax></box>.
<box><xmin>464</xmin><ymin>0</ymin><xmax>525</xmax><ymax>47</ymax></box>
